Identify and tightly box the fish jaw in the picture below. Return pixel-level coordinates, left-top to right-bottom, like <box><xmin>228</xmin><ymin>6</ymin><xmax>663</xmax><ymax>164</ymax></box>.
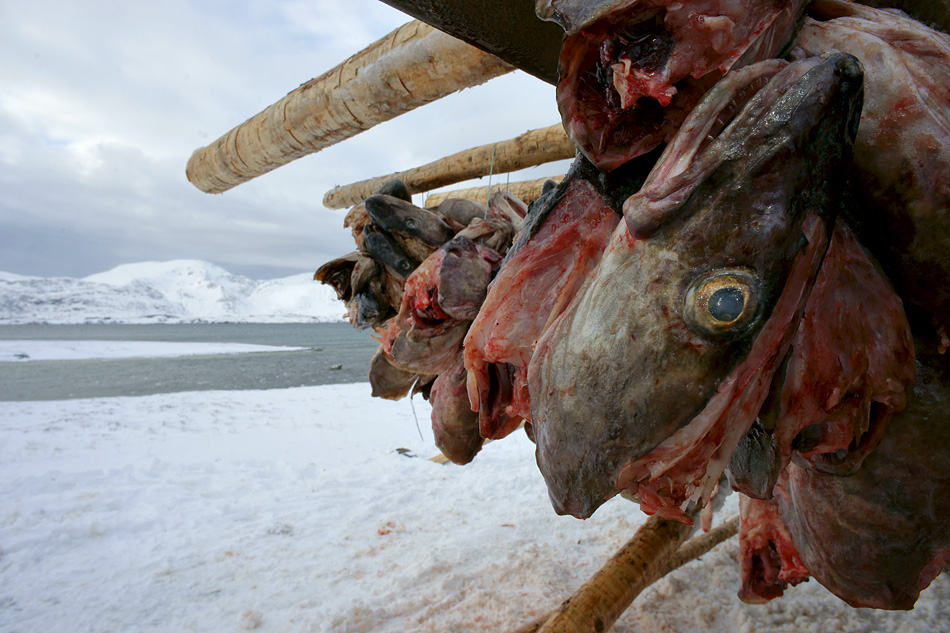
<box><xmin>529</xmin><ymin>54</ymin><xmax>864</xmax><ymax>520</ymax></box>
<box><xmin>554</xmin><ymin>0</ymin><xmax>809</xmax><ymax>171</ymax></box>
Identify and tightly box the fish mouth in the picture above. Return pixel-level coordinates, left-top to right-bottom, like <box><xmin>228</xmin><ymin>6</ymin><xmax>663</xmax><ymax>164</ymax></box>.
<box><xmin>553</xmin><ymin>0</ymin><xmax>809</xmax><ymax>171</ymax></box>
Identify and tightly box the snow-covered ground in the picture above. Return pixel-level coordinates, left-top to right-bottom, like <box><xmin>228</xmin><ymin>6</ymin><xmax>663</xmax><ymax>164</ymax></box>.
<box><xmin>0</xmin><ymin>260</ymin><xmax>346</xmax><ymax>324</ymax></box>
<box><xmin>0</xmin><ymin>340</ymin><xmax>306</xmax><ymax>362</ymax></box>
<box><xmin>1</xmin><ymin>344</ymin><xmax>947</xmax><ymax>633</ymax></box>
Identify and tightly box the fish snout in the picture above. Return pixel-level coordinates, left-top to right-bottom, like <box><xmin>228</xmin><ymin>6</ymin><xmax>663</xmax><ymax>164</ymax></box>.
<box><xmin>794</xmin><ymin>52</ymin><xmax>864</xmax><ymax>144</ymax></box>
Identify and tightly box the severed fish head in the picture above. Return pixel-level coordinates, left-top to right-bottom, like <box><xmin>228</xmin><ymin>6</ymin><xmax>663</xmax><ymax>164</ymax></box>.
<box><xmin>365</xmin><ymin>194</ymin><xmax>455</xmax><ymax>263</ymax></box>
<box><xmin>528</xmin><ymin>53</ymin><xmax>864</xmax><ymax>519</ymax></box>
<box><xmin>549</xmin><ymin>0</ymin><xmax>809</xmax><ymax>171</ymax></box>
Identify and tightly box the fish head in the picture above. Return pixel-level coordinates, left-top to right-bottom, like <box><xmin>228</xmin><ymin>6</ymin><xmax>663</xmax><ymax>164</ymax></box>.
<box><xmin>536</xmin><ymin>0</ymin><xmax>633</xmax><ymax>34</ymax></box>
<box><xmin>365</xmin><ymin>194</ymin><xmax>455</xmax><ymax>249</ymax></box>
<box><xmin>362</xmin><ymin>225</ymin><xmax>419</xmax><ymax>282</ymax></box>
<box><xmin>528</xmin><ymin>53</ymin><xmax>864</xmax><ymax>518</ymax></box>
<box><xmin>551</xmin><ymin>0</ymin><xmax>809</xmax><ymax>171</ymax></box>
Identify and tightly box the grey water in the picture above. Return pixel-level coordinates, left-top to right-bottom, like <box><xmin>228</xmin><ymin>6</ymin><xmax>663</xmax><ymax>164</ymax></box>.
<box><xmin>0</xmin><ymin>323</ymin><xmax>380</xmax><ymax>401</ymax></box>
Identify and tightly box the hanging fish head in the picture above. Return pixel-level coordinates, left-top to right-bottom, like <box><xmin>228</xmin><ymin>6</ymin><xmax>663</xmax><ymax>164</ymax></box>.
<box><xmin>543</xmin><ymin>0</ymin><xmax>810</xmax><ymax>171</ymax></box>
<box><xmin>528</xmin><ymin>53</ymin><xmax>864</xmax><ymax>519</ymax></box>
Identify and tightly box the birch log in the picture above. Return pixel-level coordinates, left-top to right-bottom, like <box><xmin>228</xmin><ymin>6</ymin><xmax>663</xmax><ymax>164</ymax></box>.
<box><xmin>514</xmin><ymin>517</ymin><xmax>740</xmax><ymax>633</ymax></box>
<box><xmin>186</xmin><ymin>21</ymin><xmax>515</xmax><ymax>194</ymax></box>
<box><xmin>423</xmin><ymin>176</ymin><xmax>563</xmax><ymax>208</ymax></box>
<box><xmin>536</xmin><ymin>515</ymin><xmax>693</xmax><ymax>633</ymax></box>
<box><xmin>322</xmin><ymin>124</ymin><xmax>575</xmax><ymax>208</ymax></box>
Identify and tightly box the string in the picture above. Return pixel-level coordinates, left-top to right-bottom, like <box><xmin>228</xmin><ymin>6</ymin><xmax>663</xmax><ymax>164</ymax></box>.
<box><xmin>485</xmin><ymin>142</ymin><xmax>497</xmax><ymax>215</ymax></box>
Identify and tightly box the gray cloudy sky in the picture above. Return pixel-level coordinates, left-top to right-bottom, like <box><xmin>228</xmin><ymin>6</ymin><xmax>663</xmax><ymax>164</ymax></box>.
<box><xmin>0</xmin><ymin>1</ymin><xmax>566</xmax><ymax>280</ymax></box>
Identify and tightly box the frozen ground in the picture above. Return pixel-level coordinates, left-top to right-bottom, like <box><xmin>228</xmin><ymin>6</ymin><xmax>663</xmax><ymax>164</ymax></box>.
<box><xmin>0</xmin><ymin>340</ymin><xmax>306</xmax><ymax>362</ymax></box>
<box><xmin>0</xmin><ymin>348</ymin><xmax>947</xmax><ymax>632</ymax></box>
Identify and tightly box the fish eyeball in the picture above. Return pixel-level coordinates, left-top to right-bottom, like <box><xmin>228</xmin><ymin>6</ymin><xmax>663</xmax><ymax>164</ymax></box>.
<box><xmin>405</xmin><ymin>218</ymin><xmax>418</xmax><ymax>230</ymax></box>
<box><xmin>684</xmin><ymin>268</ymin><xmax>761</xmax><ymax>338</ymax></box>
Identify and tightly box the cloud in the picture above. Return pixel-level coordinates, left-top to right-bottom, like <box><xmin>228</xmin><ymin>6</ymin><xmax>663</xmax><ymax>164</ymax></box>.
<box><xmin>0</xmin><ymin>0</ymin><xmax>567</xmax><ymax>279</ymax></box>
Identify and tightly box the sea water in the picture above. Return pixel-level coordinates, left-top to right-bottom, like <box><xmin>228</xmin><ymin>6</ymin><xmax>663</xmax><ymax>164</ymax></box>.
<box><xmin>0</xmin><ymin>323</ymin><xmax>380</xmax><ymax>401</ymax></box>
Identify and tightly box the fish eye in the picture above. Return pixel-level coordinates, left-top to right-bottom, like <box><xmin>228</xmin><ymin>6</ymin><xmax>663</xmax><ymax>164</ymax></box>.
<box><xmin>405</xmin><ymin>218</ymin><xmax>418</xmax><ymax>230</ymax></box>
<box><xmin>684</xmin><ymin>268</ymin><xmax>761</xmax><ymax>338</ymax></box>
<box><xmin>709</xmin><ymin>287</ymin><xmax>745</xmax><ymax>322</ymax></box>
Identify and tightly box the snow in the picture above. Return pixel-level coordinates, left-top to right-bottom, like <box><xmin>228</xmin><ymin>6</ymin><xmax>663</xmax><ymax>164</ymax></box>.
<box><xmin>1</xmin><ymin>381</ymin><xmax>947</xmax><ymax>632</ymax></box>
<box><xmin>0</xmin><ymin>260</ymin><xmax>347</xmax><ymax>324</ymax></box>
<box><xmin>0</xmin><ymin>340</ymin><xmax>306</xmax><ymax>362</ymax></box>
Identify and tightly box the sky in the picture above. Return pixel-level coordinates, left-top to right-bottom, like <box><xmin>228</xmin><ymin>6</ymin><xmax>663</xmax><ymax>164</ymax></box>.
<box><xmin>0</xmin><ymin>0</ymin><xmax>569</xmax><ymax>280</ymax></box>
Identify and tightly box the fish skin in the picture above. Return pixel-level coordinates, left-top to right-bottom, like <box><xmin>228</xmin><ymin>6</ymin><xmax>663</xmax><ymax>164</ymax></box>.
<box><xmin>529</xmin><ymin>53</ymin><xmax>865</xmax><ymax>519</ymax></box>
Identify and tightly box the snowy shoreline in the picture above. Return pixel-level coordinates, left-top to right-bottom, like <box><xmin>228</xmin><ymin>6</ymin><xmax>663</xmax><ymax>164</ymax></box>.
<box><xmin>1</xmin><ymin>383</ymin><xmax>947</xmax><ymax>632</ymax></box>
<box><xmin>0</xmin><ymin>340</ymin><xmax>308</xmax><ymax>362</ymax></box>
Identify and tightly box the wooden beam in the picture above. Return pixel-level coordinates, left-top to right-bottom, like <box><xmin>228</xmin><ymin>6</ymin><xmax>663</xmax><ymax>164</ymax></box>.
<box><xmin>322</xmin><ymin>124</ymin><xmax>574</xmax><ymax>209</ymax></box>
<box><xmin>186</xmin><ymin>21</ymin><xmax>514</xmax><ymax>194</ymax></box>
<box><xmin>377</xmin><ymin>0</ymin><xmax>564</xmax><ymax>83</ymax></box>
<box><xmin>536</xmin><ymin>515</ymin><xmax>692</xmax><ymax>633</ymax></box>
<box><xmin>422</xmin><ymin>176</ymin><xmax>563</xmax><ymax>208</ymax></box>
<box><xmin>515</xmin><ymin>516</ymin><xmax>740</xmax><ymax>633</ymax></box>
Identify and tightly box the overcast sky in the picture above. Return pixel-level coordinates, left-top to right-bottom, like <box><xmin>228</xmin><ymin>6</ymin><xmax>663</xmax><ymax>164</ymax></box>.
<box><xmin>0</xmin><ymin>1</ymin><xmax>568</xmax><ymax>280</ymax></box>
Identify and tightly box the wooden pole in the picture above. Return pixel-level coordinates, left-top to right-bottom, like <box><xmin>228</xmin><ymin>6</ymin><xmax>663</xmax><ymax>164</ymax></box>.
<box><xmin>516</xmin><ymin>517</ymin><xmax>740</xmax><ymax>633</ymax></box>
<box><xmin>537</xmin><ymin>516</ymin><xmax>693</xmax><ymax>633</ymax></box>
<box><xmin>186</xmin><ymin>21</ymin><xmax>515</xmax><ymax>194</ymax></box>
<box><xmin>422</xmin><ymin>176</ymin><xmax>563</xmax><ymax>208</ymax></box>
<box><xmin>322</xmin><ymin>124</ymin><xmax>575</xmax><ymax>208</ymax></box>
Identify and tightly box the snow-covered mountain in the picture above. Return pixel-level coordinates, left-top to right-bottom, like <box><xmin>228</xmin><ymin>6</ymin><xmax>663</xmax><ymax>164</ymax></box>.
<box><xmin>0</xmin><ymin>260</ymin><xmax>347</xmax><ymax>324</ymax></box>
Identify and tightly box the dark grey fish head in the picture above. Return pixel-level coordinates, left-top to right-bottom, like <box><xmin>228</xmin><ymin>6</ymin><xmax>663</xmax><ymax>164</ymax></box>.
<box><xmin>365</xmin><ymin>194</ymin><xmax>455</xmax><ymax>247</ymax></box>
<box><xmin>362</xmin><ymin>225</ymin><xmax>418</xmax><ymax>282</ymax></box>
<box><xmin>528</xmin><ymin>53</ymin><xmax>864</xmax><ymax>518</ymax></box>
